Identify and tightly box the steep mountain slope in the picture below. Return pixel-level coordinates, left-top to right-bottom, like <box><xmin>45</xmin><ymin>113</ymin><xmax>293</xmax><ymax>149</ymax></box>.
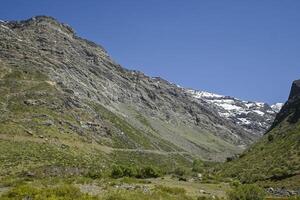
<box><xmin>221</xmin><ymin>79</ymin><xmax>300</xmax><ymax>188</ymax></box>
<box><xmin>186</xmin><ymin>89</ymin><xmax>282</xmax><ymax>135</ymax></box>
<box><xmin>0</xmin><ymin>16</ymin><xmax>280</xmax><ymax>179</ymax></box>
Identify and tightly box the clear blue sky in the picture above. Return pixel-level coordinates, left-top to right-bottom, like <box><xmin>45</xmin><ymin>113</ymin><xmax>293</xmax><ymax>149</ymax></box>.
<box><xmin>1</xmin><ymin>0</ymin><xmax>300</xmax><ymax>104</ymax></box>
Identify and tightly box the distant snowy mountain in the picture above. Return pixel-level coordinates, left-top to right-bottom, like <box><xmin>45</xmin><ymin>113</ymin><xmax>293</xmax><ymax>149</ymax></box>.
<box><xmin>185</xmin><ymin>89</ymin><xmax>283</xmax><ymax>135</ymax></box>
<box><xmin>271</xmin><ymin>103</ymin><xmax>284</xmax><ymax>112</ymax></box>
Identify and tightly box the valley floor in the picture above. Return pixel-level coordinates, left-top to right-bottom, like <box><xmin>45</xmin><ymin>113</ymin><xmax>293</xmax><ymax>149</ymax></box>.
<box><xmin>0</xmin><ymin>176</ymin><xmax>298</xmax><ymax>200</ymax></box>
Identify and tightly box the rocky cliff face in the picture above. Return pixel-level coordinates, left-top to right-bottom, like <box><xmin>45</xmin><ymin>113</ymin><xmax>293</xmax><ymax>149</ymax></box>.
<box><xmin>271</xmin><ymin>79</ymin><xmax>300</xmax><ymax>129</ymax></box>
<box><xmin>289</xmin><ymin>80</ymin><xmax>300</xmax><ymax>100</ymax></box>
<box><xmin>185</xmin><ymin>89</ymin><xmax>282</xmax><ymax>135</ymax></box>
<box><xmin>0</xmin><ymin>16</ymin><xmax>278</xmax><ymax>161</ymax></box>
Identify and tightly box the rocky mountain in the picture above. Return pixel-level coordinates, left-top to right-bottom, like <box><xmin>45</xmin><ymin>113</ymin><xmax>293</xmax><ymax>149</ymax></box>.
<box><xmin>0</xmin><ymin>15</ymin><xmax>279</xmax><ymax>172</ymax></box>
<box><xmin>185</xmin><ymin>89</ymin><xmax>283</xmax><ymax>135</ymax></box>
<box><xmin>221</xmin><ymin>79</ymin><xmax>300</xmax><ymax>188</ymax></box>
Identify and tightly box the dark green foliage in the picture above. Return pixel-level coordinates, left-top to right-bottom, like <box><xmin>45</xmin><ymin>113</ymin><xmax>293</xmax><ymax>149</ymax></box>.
<box><xmin>111</xmin><ymin>165</ymin><xmax>127</xmax><ymax>178</ymax></box>
<box><xmin>267</xmin><ymin>134</ymin><xmax>274</xmax><ymax>142</ymax></box>
<box><xmin>137</xmin><ymin>166</ymin><xmax>161</xmax><ymax>178</ymax></box>
<box><xmin>226</xmin><ymin>184</ymin><xmax>266</xmax><ymax>200</ymax></box>
<box><xmin>173</xmin><ymin>167</ymin><xmax>186</xmax><ymax>177</ymax></box>
<box><xmin>110</xmin><ymin>165</ymin><xmax>161</xmax><ymax>179</ymax></box>
<box><xmin>192</xmin><ymin>159</ymin><xmax>204</xmax><ymax>173</ymax></box>
<box><xmin>270</xmin><ymin>167</ymin><xmax>291</xmax><ymax>180</ymax></box>
<box><xmin>85</xmin><ymin>169</ymin><xmax>102</xmax><ymax>179</ymax></box>
<box><xmin>230</xmin><ymin>180</ymin><xmax>241</xmax><ymax>188</ymax></box>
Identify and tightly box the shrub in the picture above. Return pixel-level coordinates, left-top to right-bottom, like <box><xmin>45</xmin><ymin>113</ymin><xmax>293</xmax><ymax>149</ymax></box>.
<box><xmin>1</xmin><ymin>184</ymin><xmax>96</xmax><ymax>200</ymax></box>
<box><xmin>270</xmin><ymin>167</ymin><xmax>290</xmax><ymax>179</ymax></box>
<box><xmin>111</xmin><ymin>165</ymin><xmax>161</xmax><ymax>179</ymax></box>
<box><xmin>138</xmin><ymin>166</ymin><xmax>161</xmax><ymax>178</ymax></box>
<box><xmin>230</xmin><ymin>180</ymin><xmax>241</xmax><ymax>188</ymax></box>
<box><xmin>122</xmin><ymin>166</ymin><xmax>137</xmax><ymax>177</ymax></box>
<box><xmin>86</xmin><ymin>169</ymin><xmax>102</xmax><ymax>179</ymax></box>
<box><xmin>267</xmin><ymin>134</ymin><xmax>274</xmax><ymax>142</ymax></box>
<box><xmin>227</xmin><ymin>184</ymin><xmax>266</xmax><ymax>200</ymax></box>
<box><xmin>111</xmin><ymin>165</ymin><xmax>124</xmax><ymax>178</ymax></box>
<box><xmin>192</xmin><ymin>159</ymin><xmax>204</xmax><ymax>173</ymax></box>
<box><xmin>173</xmin><ymin>167</ymin><xmax>186</xmax><ymax>176</ymax></box>
<box><xmin>155</xmin><ymin>185</ymin><xmax>186</xmax><ymax>195</ymax></box>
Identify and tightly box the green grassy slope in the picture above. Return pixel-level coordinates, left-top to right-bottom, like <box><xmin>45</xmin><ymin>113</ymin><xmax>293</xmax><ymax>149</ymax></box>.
<box><xmin>220</xmin><ymin>81</ymin><xmax>300</xmax><ymax>189</ymax></box>
<box><xmin>221</xmin><ymin>119</ymin><xmax>300</xmax><ymax>186</ymax></box>
<box><xmin>0</xmin><ymin>63</ymin><xmax>194</xmax><ymax>180</ymax></box>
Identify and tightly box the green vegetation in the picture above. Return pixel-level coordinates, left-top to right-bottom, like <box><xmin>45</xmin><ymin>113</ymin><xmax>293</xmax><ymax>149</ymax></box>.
<box><xmin>111</xmin><ymin>151</ymin><xmax>192</xmax><ymax>174</ymax></box>
<box><xmin>101</xmin><ymin>185</ymin><xmax>192</xmax><ymax>200</ymax></box>
<box><xmin>226</xmin><ymin>184</ymin><xmax>266</xmax><ymax>200</ymax></box>
<box><xmin>1</xmin><ymin>184</ymin><xmax>96</xmax><ymax>200</ymax></box>
<box><xmin>0</xmin><ymin>66</ymin><xmax>193</xmax><ymax>179</ymax></box>
<box><xmin>111</xmin><ymin>165</ymin><xmax>161</xmax><ymax>179</ymax></box>
<box><xmin>192</xmin><ymin>159</ymin><xmax>205</xmax><ymax>173</ymax></box>
<box><xmin>1</xmin><ymin>51</ymin><xmax>299</xmax><ymax>199</ymax></box>
<box><xmin>220</xmin><ymin>119</ymin><xmax>300</xmax><ymax>188</ymax></box>
<box><xmin>197</xmin><ymin>196</ymin><xmax>223</xmax><ymax>200</ymax></box>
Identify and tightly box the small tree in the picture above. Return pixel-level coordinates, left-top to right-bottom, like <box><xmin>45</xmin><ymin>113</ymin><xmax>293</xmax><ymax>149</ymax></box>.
<box><xmin>192</xmin><ymin>159</ymin><xmax>204</xmax><ymax>173</ymax></box>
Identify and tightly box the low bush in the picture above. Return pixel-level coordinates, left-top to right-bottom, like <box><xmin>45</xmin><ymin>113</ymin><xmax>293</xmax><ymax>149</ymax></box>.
<box><xmin>137</xmin><ymin>166</ymin><xmax>161</xmax><ymax>178</ymax></box>
<box><xmin>270</xmin><ymin>167</ymin><xmax>291</xmax><ymax>180</ymax></box>
<box><xmin>227</xmin><ymin>184</ymin><xmax>266</xmax><ymax>200</ymax></box>
<box><xmin>173</xmin><ymin>167</ymin><xmax>186</xmax><ymax>176</ymax></box>
<box><xmin>110</xmin><ymin>165</ymin><xmax>161</xmax><ymax>179</ymax></box>
<box><xmin>85</xmin><ymin>169</ymin><xmax>102</xmax><ymax>179</ymax></box>
<box><xmin>111</xmin><ymin>165</ymin><xmax>125</xmax><ymax>178</ymax></box>
<box><xmin>229</xmin><ymin>180</ymin><xmax>241</xmax><ymax>188</ymax></box>
<box><xmin>1</xmin><ymin>184</ymin><xmax>96</xmax><ymax>200</ymax></box>
<box><xmin>103</xmin><ymin>186</ymin><xmax>192</xmax><ymax>200</ymax></box>
<box><xmin>192</xmin><ymin>159</ymin><xmax>204</xmax><ymax>173</ymax></box>
<box><xmin>155</xmin><ymin>185</ymin><xmax>186</xmax><ymax>195</ymax></box>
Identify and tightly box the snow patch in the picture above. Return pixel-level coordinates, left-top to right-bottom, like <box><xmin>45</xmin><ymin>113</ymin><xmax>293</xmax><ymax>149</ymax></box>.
<box><xmin>253</xmin><ymin>110</ymin><xmax>265</xmax><ymax>116</ymax></box>
<box><xmin>238</xmin><ymin>118</ymin><xmax>251</xmax><ymax>125</ymax></box>
<box><xmin>218</xmin><ymin>104</ymin><xmax>242</xmax><ymax>111</ymax></box>
<box><xmin>187</xmin><ymin>90</ymin><xmax>224</xmax><ymax>99</ymax></box>
<box><xmin>185</xmin><ymin>88</ymin><xmax>281</xmax><ymax>133</ymax></box>
<box><xmin>271</xmin><ymin>103</ymin><xmax>283</xmax><ymax>112</ymax></box>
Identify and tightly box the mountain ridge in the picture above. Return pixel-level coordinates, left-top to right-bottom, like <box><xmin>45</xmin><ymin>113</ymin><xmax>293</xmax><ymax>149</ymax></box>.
<box><xmin>0</xmin><ymin>16</ymin><xmax>280</xmax><ymax>164</ymax></box>
<box><xmin>185</xmin><ymin>89</ymin><xmax>282</xmax><ymax>135</ymax></box>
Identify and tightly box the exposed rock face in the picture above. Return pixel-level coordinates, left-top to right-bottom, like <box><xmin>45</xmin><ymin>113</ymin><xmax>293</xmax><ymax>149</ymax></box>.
<box><xmin>0</xmin><ymin>16</ymin><xmax>279</xmax><ymax>160</ymax></box>
<box><xmin>186</xmin><ymin>90</ymin><xmax>282</xmax><ymax>135</ymax></box>
<box><xmin>289</xmin><ymin>80</ymin><xmax>300</xmax><ymax>100</ymax></box>
<box><xmin>271</xmin><ymin>79</ymin><xmax>300</xmax><ymax>129</ymax></box>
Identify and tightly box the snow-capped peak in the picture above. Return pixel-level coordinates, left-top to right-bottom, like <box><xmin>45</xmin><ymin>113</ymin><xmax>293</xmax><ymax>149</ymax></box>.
<box><xmin>186</xmin><ymin>89</ymin><xmax>224</xmax><ymax>99</ymax></box>
<box><xmin>271</xmin><ymin>103</ymin><xmax>284</xmax><ymax>112</ymax></box>
<box><xmin>185</xmin><ymin>89</ymin><xmax>281</xmax><ymax>135</ymax></box>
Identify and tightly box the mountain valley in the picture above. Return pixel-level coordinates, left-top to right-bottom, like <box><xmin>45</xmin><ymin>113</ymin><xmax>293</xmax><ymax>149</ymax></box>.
<box><xmin>0</xmin><ymin>16</ymin><xmax>298</xmax><ymax>200</ymax></box>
